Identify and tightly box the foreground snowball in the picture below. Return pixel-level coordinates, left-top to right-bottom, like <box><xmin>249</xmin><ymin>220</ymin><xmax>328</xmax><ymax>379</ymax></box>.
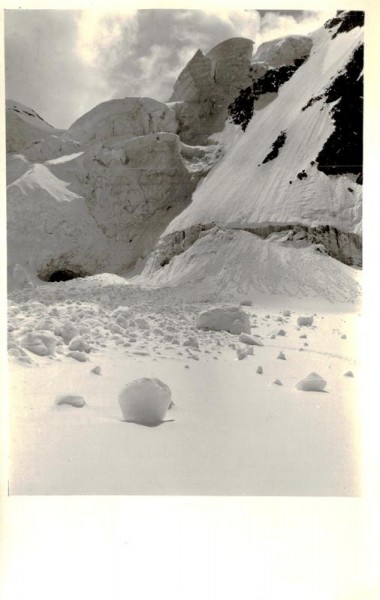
<box><xmin>196</xmin><ymin>306</ymin><xmax>250</xmax><ymax>335</ymax></box>
<box><xmin>118</xmin><ymin>378</ymin><xmax>172</xmax><ymax>426</ymax></box>
<box><xmin>296</xmin><ymin>372</ymin><xmax>327</xmax><ymax>392</ymax></box>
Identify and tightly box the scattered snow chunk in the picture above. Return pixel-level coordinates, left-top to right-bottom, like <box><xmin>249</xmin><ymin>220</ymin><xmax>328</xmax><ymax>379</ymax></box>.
<box><xmin>21</xmin><ymin>332</ymin><xmax>57</xmax><ymax>356</ymax></box>
<box><xmin>196</xmin><ymin>306</ymin><xmax>250</xmax><ymax>335</ymax></box>
<box><xmin>256</xmin><ymin>366</ymin><xmax>263</xmax><ymax>374</ymax></box>
<box><xmin>67</xmin><ymin>351</ymin><xmax>89</xmax><ymax>362</ymax></box>
<box><xmin>113</xmin><ymin>306</ymin><xmax>133</xmax><ymax>318</ymax></box>
<box><xmin>273</xmin><ymin>379</ymin><xmax>283</xmax><ymax>386</ymax></box>
<box><xmin>341</xmin><ymin>334</ymin><xmax>347</xmax><ymax>339</ymax></box>
<box><xmin>60</xmin><ymin>321</ymin><xmax>79</xmax><ymax>344</ymax></box>
<box><xmin>236</xmin><ymin>348</ymin><xmax>248</xmax><ymax>360</ymax></box>
<box><xmin>91</xmin><ymin>365</ymin><xmax>102</xmax><ymax>375</ymax></box>
<box><xmin>238</xmin><ymin>333</ymin><xmax>263</xmax><ymax>346</ymax></box>
<box><xmin>118</xmin><ymin>378</ymin><xmax>172</xmax><ymax>426</ymax></box>
<box><xmin>296</xmin><ymin>372</ymin><xmax>327</xmax><ymax>392</ymax></box>
<box><xmin>8</xmin><ymin>345</ymin><xmax>33</xmax><ymax>364</ymax></box>
<box><xmin>56</xmin><ymin>394</ymin><xmax>86</xmax><ymax>408</ymax></box>
<box><xmin>344</xmin><ymin>370</ymin><xmax>354</xmax><ymax>377</ymax></box>
<box><xmin>183</xmin><ymin>336</ymin><xmax>199</xmax><ymax>349</ymax></box>
<box><xmin>277</xmin><ymin>329</ymin><xmax>286</xmax><ymax>336</ymax></box>
<box><xmin>136</xmin><ymin>318</ymin><xmax>150</xmax><ymax>330</ymax></box>
<box><xmin>282</xmin><ymin>310</ymin><xmax>291</xmax><ymax>317</ymax></box>
<box><xmin>69</xmin><ymin>336</ymin><xmax>88</xmax><ymax>352</ymax></box>
<box><xmin>277</xmin><ymin>351</ymin><xmax>286</xmax><ymax>360</ymax></box>
<box><xmin>35</xmin><ymin>318</ymin><xmax>55</xmax><ymax>331</ymax></box>
<box><xmin>297</xmin><ymin>315</ymin><xmax>314</xmax><ymax>327</ymax></box>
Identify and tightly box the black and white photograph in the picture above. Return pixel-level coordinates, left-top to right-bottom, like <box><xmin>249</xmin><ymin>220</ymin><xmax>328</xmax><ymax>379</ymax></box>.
<box><xmin>3</xmin><ymin>4</ymin><xmax>380</xmax><ymax>600</ymax></box>
<box><xmin>5</xmin><ymin>7</ymin><xmax>364</xmax><ymax>497</ymax></box>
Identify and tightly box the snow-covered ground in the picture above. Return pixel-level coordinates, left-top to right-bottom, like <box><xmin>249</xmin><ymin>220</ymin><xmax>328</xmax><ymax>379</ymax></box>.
<box><xmin>8</xmin><ymin>271</ymin><xmax>361</xmax><ymax>496</ymax></box>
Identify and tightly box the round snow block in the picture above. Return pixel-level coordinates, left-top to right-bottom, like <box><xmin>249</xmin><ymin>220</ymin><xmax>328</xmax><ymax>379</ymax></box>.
<box><xmin>296</xmin><ymin>372</ymin><xmax>327</xmax><ymax>392</ymax></box>
<box><xmin>118</xmin><ymin>378</ymin><xmax>172</xmax><ymax>426</ymax></box>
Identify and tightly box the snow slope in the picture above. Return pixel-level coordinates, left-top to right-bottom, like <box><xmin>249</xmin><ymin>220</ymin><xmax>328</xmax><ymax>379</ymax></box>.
<box><xmin>165</xmin><ymin>25</ymin><xmax>362</xmax><ymax>236</ymax></box>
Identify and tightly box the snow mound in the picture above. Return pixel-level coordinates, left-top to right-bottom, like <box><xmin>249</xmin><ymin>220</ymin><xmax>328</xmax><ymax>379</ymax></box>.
<box><xmin>118</xmin><ymin>378</ymin><xmax>172</xmax><ymax>426</ymax></box>
<box><xmin>296</xmin><ymin>372</ymin><xmax>327</xmax><ymax>392</ymax></box>
<box><xmin>56</xmin><ymin>394</ymin><xmax>86</xmax><ymax>408</ymax></box>
<box><xmin>140</xmin><ymin>229</ymin><xmax>361</xmax><ymax>305</ymax></box>
<box><xmin>196</xmin><ymin>306</ymin><xmax>250</xmax><ymax>335</ymax></box>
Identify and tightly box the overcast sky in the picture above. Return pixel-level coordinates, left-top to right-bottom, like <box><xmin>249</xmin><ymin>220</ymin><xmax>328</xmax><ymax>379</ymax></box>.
<box><xmin>4</xmin><ymin>9</ymin><xmax>333</xmax><ymax>129</ymax></box>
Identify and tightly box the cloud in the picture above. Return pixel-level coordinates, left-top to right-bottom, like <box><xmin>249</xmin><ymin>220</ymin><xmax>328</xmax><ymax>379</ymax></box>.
<box><xmin>257</xmin><ymin>10</ymin><xmax>333</xmax><ymax>43</ymax></box>
<box><xmin>4</xmin><ymin>9</ymin><xmax>332</xmax><ymax>129</ymax></box>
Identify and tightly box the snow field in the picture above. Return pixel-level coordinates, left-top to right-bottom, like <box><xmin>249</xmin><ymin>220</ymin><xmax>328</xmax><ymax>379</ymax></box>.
<box><xmin>7</xmin><ymin>277</ymin><xmax>361</xmax><ymax>495</ymax></box>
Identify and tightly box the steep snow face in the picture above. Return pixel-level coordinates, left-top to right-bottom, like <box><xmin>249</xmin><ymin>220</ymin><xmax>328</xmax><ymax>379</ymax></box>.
<box><xmin>164</xmin><ymin>24</ymin><xmax>363</xmax><ymax>241</ymax></box>
<box><xmin>65</xmin><ymin>97</ymin><xmax>177</xmax><ymax>146</ymax></box>
<box><xmin>252</xmin><ymin>35</ymin><xmax>313</xmax><ymax>66</ymax></box>
<box><xmin>6</xmin><ymin>99</ymin><xmax>63</xmax><ymax>153</ymax></box>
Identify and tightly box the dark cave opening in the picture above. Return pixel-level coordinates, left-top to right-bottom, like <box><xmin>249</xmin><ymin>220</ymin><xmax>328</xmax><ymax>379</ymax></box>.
<box><xmin>44</xmin><ymin>269</ymin><xmax>87</xmax><ymax>282</ymax></box>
